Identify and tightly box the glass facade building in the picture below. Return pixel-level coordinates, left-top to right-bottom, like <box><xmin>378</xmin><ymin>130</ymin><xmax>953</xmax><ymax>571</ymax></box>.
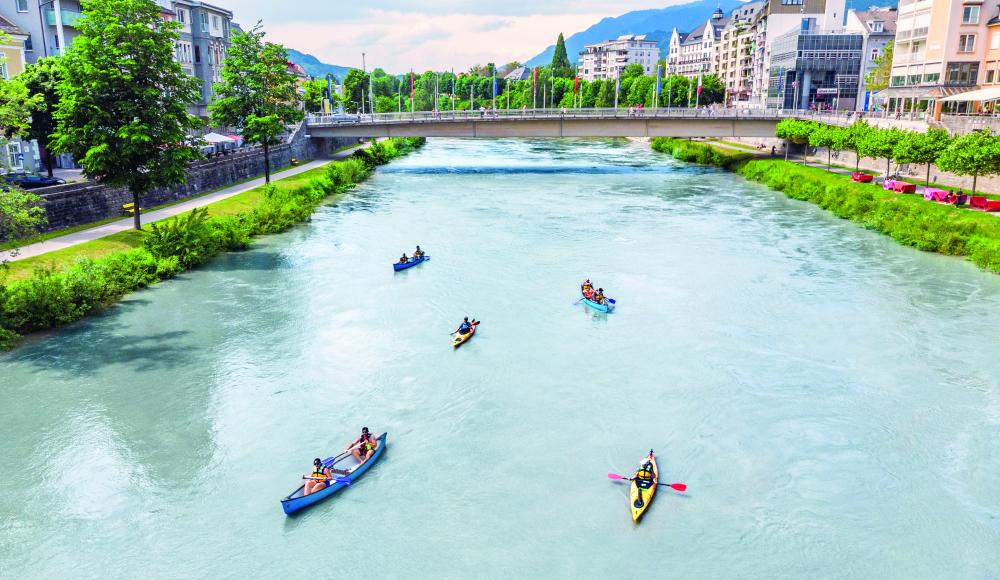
<box><xmin>767</xmin><ymin>28</ymin><xmax>863</xmax><ymax>109</ymax></box>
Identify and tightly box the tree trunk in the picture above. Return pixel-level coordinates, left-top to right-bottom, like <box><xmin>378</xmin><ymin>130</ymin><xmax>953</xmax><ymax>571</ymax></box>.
<box><xmin>132</xmin><ymin>191</ymin><xmax>142</xmax><ymax>231</ymax></box>
<box><xmin>886</xmin><ymin>157</ymin><xmax>890</xmax><ymax>178</ymax></box>
<box><xmin>44</xmin><ymin>147</ymin><xmax>54</xmax><ymax>178</ymax></box>
<box><xmin>263</xmin><ymin>141</ymin><xmax>272</xmax><ymax>184</ymax></box>
<box><xmin>972</xmin><ymin>174</ymin><xmax>978</xmax><ymax>196</ymax></box>
<box><xmin>784</xmin><ymin>140</ymin><xmax>789</xmax><ymax>161</ymax></box>
<box><xmin>827</xmin><ymin>147</ymin><xmax>831</xmax><ymax>169</ymax></box>
<box><xmin>925</xmin><ymin>163</ymin><xmax>931</xmax><ymax>187</ymax></box>
<box><xmin>855</xmin><ymin>153</ymin><xmax>860</xmax><ymax>172</ymax></box>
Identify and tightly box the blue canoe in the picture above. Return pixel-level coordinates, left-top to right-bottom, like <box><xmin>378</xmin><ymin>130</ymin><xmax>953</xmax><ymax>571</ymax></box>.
<box><xmin>393</xmin><ymin>255</ymin><xmax>430</xmax><ymax>272</ymax></box>
<box><xmin>581</xmin><ymin>293</ymin><xmax>614</xmax><ymax>313</ymax></box>
<box><xmin>280</xmin><ymin>432</ymin><xmax>387</xmax><ymax>515</ymax></box>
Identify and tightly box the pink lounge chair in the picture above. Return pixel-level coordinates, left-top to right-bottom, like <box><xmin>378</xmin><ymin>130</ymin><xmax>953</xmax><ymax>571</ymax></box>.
<box><xmin>883</xmin><ymin>179</ymin><xmax>896</xmax><ymax>191</ymax></box>
<box><xmin>924</xmin><ymin>192</ymin><xmax>936</xmax><ymax>201</ymax></box>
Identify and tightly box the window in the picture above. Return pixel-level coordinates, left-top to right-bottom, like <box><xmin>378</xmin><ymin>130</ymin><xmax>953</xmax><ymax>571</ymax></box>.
<box><xmin>891</xmin><ymin>75</ymin><xmax>906</xmax><ymax>86</ymax></box>
<box><xmin>24</xmin><ymin>33</ymin><xmax>32</xmax><ymax>52</ymax></box>
<box><xmin>212</xmin><ymin>15</ymin><xmax>219</xmax><ymax>30</ymax></box>
<box><xmin>992</xmin><ymin>32</ymin><xmax>1000</xmax><ymax>50</ymax></box>
<box><xmin>871</xmin><ymin>47</ymin><xmax>880</xmax><ymax>61</ymax></box>
<box><xmin>871</xmin><ymin>21</ymin><xmax>883</xmax><ymax>32</ymax></box>
<box><xmin>945</xmin><ymin>62</ymin><xmax>979</xmax><ymax>85</ymax></box>
<box><xmin>782</xmin><ymin>0</ymin><xmax>803</xmax><ymax>4</ymax></box>
<box><xmin>7</xmin><ymin>142</ymin><xmax>23</xmax><ymax>171</ymax></box>
<box><xmin>959</xmin><ymin>34</ymin><xmax>976</xmax><ymax>52</ymax></box>
<box><xmin>200</xmin><ymin>12</ymin><xmax>208</xmax><ymax>33</ymax></box>
<box><xmin>194</xmin><ymin>45</ymin><xmax>201</xmax><ymax>64</ymax></box>
<box><xmin>0</xmin><ymin>61</ymin><xmax>7</xmax><ymax>80</ymax></box>
<box><xmin>988</xmin><ymin>69</ymin><xmax>996</xmax><ymax>84</ymax></box>
<box><xmin>177</xmin><ymin>9</ymin><xmax>185</xmax><ymax>24</ymax></box>
<box><xmin>962</xmin><ymin>5</ymin><xmax>979</xmax><ymax>25</ymax></box>
<box><xmin>15</xmin><ymin>0</ymin><xmax>28</xmax><ymax>12</ymax></box>
<box><xmin>923</xmin><ymin>72</ymin><xmax>939</xmax><ymax>83</ymax></box>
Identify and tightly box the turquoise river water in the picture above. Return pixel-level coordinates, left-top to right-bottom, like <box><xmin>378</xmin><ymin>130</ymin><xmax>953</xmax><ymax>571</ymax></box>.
<box><xmin>2</xmin><ymin>138</ymin><xmax>1000</xmax><ymax>579</ymax></box>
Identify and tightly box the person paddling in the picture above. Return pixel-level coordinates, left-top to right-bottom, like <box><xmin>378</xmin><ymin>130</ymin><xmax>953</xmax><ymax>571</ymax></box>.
<box><xmin>413</xmin><ymin>246</ymin><xmax>424</xmax><ymax>259</ymax></box>
<box><xmin>581</xmin><ymin>279</ymin><xmax>594</xmax><ymax>299</ymax></box>
<box><xmin>593</xmin><ymin>288</ymin><xmax>606</xmax><ymax>304</ymax></box>
<box><xmin>453</xmin><ymin>317</ymin><xmax>475</xmax><ymax>336</ymax></box>
<box><xmin>303</xmin><ymin>458</ymin><xmax>333</xmax><ymax>496</ymax></box>
<box><xmin>399</xmin><ymin>253</ymin><xmax>409</xmax><ymax>264</ymax></box>
<box><xmin>347</xmin><ymin>427</ymin><xmax>379</xmax><ymax>466</ymax></box>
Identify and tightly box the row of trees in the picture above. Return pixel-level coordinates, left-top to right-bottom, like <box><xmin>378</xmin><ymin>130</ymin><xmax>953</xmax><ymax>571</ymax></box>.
<box><xmin>336</xmin><ymin>63</ymin><xmax>727</xmax><ymax>114</ymax></box>
<box><xmin>1</xmin><ymin>0</ymin><xmax>303</xmax><ymax>233</ymax></box>
<box><xmin>775</xmin><ymin>119</ymin><xmax>1000</xmax><ymax>194</ymax></box>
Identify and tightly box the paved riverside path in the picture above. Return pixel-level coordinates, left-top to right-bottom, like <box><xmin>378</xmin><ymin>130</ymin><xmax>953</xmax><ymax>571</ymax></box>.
<box><xmin>3</xmin><ymin>145</ymin><xmax>366</xmax><ymax>263</ymax></box>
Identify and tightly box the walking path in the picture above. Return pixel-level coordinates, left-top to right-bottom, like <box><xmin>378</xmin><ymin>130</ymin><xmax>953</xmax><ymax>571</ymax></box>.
<box><xmin>3</xmin><ymin>144</ymin><xmax>366</xmax><ymax>263</ymax></box>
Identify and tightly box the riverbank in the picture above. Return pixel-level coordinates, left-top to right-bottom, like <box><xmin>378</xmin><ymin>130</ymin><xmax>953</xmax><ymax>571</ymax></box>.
<box><xmin>649</xmin><ymin>137</ymin><xmax>1000</xmax><ymax>274</ymax></box>
<box><xmin>0</xmin><ymin>137</ymin><xmax>425</xmax><ymax>349</ymax></box>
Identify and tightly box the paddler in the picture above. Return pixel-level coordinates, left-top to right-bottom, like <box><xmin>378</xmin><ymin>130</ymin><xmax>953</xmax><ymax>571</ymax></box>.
<box><xmin>593</xmin><ymin>288</ymin><xmax>606</xmax><ymax>304</ymax></box>
<box><xmin>635</xmin><ymin>460</ymin><xmax>655</xmax><ymax>488</ymax></box>
<box><xmin>581</xmin><ymin>279</ymin><xmax>594</xmax><ymax>299</ymax></box>
<box><xmin>454</xmin><ymin>317</ymin><xmax>474</xmax><ymax>336</ymax></box>
<box><xmin>413</xmin><ymin>245</ymin><xmax>424</xmax><ymax>259</ymax></box>
<box><xmin>348</xmin><ymin>427</ymin><xmax>379</xmax><ymax>465</ymax></box>
<box><xmin>303</xmin><ymin>457</ymin><xmax>333</xmax><ymax>496</ymax></box>
<box><xmin>399</xmin><ymin>253</ymin><xmax>409</xmax><ymax>264</ymax></box>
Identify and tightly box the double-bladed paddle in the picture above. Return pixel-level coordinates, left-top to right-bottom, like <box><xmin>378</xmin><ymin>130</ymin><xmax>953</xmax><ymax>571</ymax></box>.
<box><xmin>302</xmin><ymin>476</ymin><xmax>352</xmax><ymax>485</ymax></box>
<box><xmin>607</xmin><ymin>472</ymin><xmax>686</xmax><ymax>492</ymax></box>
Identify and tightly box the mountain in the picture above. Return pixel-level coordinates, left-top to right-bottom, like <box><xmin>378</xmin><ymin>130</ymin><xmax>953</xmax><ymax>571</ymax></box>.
<box><xmin>287</xmin><ymin>48</ymin><xmax>352</xmax><ymax>81</ymax></box>
<box><xmin>523</xmin><ymin>0</ymin><xmax>744</xmax><ymax>68</ymax></box>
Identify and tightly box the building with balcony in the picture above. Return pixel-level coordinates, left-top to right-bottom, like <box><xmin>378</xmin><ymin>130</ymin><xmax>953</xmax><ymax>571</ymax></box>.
<box><xmin>767</xmin><ymin>28</ymin><xmax>863</xmax><ymax>110</ymax></box>
<box><xmin>845</xmin><ymin>8</ymin><xmax>897</xmax><ymax>109</ymax></box>
<box><xmin>158</xmin><ymin>0</ymin><xmax>235</xmax><ymax>118</ymax></box>
<box><xmin>0</xmin><ymin>0</ymin><xmax>82</xmax><ymax>63</ymax></box>
<box><xmin>578</xmin><ymin>35</ymin><xmax>659</xmax><ymax>81</ymax></box>
<box><xmin>668</xmin><ymin>7</ymin><xmax>730</xmax><ymax>79</ymax></box>
<box><xmin>715</xmin><ymin>2</ymin><xmax>765</xmax><ymax>102</ymax></box>
<box><xmin>884</xmin><ymin>0</ymin><xmax>999</xmax><ymax>116</ymax></box>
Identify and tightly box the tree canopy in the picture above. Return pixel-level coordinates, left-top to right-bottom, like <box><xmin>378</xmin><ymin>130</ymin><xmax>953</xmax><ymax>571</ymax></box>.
<box><xmin>211</xmin><ymin>22</ymin><xmax>304</xmax><ymax>183</ymax></box>
<box><xmin>865</xmin><ymin>40</ymin><xmax>893</xmax><ymax>93</ymax></box>
<box><xmin>550</xmin><ymin>33</ymin><xmax>574</xmax><ymax>78</ymax></box>
<box><xmin>52</xmin><ymin>0</ymin><xmax>202</xmax><ymax>230</ymax></box>
<box><xmin>936</xmin><ymin>130</ymin><xmax>1000</xmax><ymax>194</ymax></box>
<box><xmin>18</xmin><ymin>57</ymin><xmax>63</xmax><ymax>177</ymax></box>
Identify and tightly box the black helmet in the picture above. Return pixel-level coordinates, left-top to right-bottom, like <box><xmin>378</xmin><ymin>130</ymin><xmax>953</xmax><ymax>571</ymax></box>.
<box><xmin>313</xmin><ymin>458</ymin><xmax>322</xmax><ymax>466</ymax></box>
<box><xmin>463</xmin><ymin>317</ymin><xmax>469</xmax><ymax>322</ymax></box>
<box><xmin>361</xmin><ymin>427</ymin><xmax>369</xmax><ymax>434</ymax></box>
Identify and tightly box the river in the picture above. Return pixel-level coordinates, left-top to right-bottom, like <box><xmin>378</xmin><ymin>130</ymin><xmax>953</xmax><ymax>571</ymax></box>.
<box><xmin>2</xmin><ymin>138</ymin><xmax>999</xmax><ymax>578</ymax></box>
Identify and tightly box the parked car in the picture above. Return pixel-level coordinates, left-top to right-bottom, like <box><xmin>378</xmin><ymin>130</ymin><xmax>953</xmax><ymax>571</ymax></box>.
<box><xmin>10</xmin><ymin>175</ymin><xmax>66</xmax><ymax>189</ymax></box>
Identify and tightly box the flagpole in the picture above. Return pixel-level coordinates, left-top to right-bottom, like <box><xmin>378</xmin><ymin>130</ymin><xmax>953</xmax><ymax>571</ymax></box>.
<box><xmin>435</xmin><ymin>74</ymin><xmax>439</xmax><ymax>111</ymax></box>
<box><xmin>452</xmin><ymin>69</ymin><xmax>456</xmax><ymax>113</ymax></box>
<box><xmin>492</xmin><ymin>68</ymin><xmax>497</xmax><ymax>110</ymax></box>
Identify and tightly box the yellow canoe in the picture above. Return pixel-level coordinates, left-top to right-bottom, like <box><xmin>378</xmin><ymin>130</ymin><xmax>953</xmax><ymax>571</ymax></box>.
<box><xmin>629</xmin><ymin>451</ymin><xmax>658</xmax><ymax>523</ymax></box>
<box><xmin>453</xmin><ymin>321</ymin><xmax>479</xmax><ymax>348</ymax></box>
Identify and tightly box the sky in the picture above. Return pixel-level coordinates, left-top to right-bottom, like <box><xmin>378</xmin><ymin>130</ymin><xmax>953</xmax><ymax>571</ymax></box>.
<box><xmin>208</xmin><ymin>0</ymin><xmax>689</xmax><ymax>72</ymax></box>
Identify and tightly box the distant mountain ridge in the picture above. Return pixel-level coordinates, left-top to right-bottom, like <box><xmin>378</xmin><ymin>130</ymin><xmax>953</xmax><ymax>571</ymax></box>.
<box><xmin>287</xmin><ymin>48</ymin><xmax>351</xmax><ymax>80</ymax></box>
<box><xmin>523</xmin><ymin>0</ymin><xmax>743</xmax><ymax>68</ymax></box>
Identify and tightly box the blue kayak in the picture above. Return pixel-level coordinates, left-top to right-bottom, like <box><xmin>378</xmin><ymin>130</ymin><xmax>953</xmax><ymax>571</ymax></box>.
<box><xmin>393</xmin><ymin>255</ymin><xmax>430</xmax><ymax>271</ymax></box>
<box><xmin>280</xmin><ymin>432</ymin><xmax>387</xmax><ymax>515</ymax></box>
<box><xmin>581</xmin><ymin>293</ymin><xmax>614</xmax><ymax>313</ymax></box>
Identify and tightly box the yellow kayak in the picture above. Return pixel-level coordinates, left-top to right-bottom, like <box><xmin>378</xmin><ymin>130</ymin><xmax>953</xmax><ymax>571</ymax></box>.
<box><xmin>453</xmin><ymin>321</ymin><xmax>479</xmax><ymax>348</ymax></box>
<box><xmin>629</xmin><ymin>450</ymin><xmax>658</xmax><ymax>523</ymax></box>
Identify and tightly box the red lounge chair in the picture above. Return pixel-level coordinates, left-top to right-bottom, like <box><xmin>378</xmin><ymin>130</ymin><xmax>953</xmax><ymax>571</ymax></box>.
<box><xmin>956</xmin><ymin>194</ymin><xmax>968</xmax><ymax>206</ymax></box>
<box><xmin>852</xmin><ymin>172</ymin><xmax>873</xmax><ymax>183</ymax></box>
<box><xmin>986</xmin><ymin>200</ymin><xmax>1000</xmax><ymax>212</ymax></box>
<box><xmin>970</xmin><ymin>196</ymin><xmax>989</xmax><ymax>210</ymax></box>
<box><xmin>932</xmin><ymin>191</ymin><xmax>950</xmax><ymax>202</ymax></box>
<box><xmin>894</xmin><ymin>183</ymin><xmax>917</xmax><ymax>194</ymax></box>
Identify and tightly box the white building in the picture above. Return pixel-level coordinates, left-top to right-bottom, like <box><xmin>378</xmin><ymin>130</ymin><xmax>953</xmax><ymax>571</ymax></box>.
<box><xmin>668</xmin><ymin>7</ymin><xmax>730</xmax><ymax>78</ymax></box>
<box><xmin>578</xmin><ymin>35</ymin><xmax>660</xmax><ymax>81</ymax></box>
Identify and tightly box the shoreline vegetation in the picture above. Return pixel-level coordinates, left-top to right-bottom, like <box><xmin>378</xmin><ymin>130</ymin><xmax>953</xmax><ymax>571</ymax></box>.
<box><xmin>649</xmin><ymin>137</ymin><xmax>1000</xmax><ymax>274</ymax></box>
<box><xmin>0</xmin><ymin>137</ymin><xmax>426</xmax><ymax>350</ymax></box>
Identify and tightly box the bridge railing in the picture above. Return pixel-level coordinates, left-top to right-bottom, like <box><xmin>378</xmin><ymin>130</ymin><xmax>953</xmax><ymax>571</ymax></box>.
<box><xmin>306</xmin><ymin>107</ymin><xmax>823</xmax><ymax>127</ymax></box>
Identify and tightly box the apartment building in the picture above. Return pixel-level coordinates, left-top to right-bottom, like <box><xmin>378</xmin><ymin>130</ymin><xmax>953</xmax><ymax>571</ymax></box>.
<box><xmin>159</xmin><ymin>0</ymin><xmax>235</xmax><ymax>118</ymax></box>
<box><xmin>987</xmin><ymin>12</ymin><xmax>1000</xmax><ymax>85</ymax></box>
<box><xmin>0</xmin><ymin>15</ymin><xmax>40</xmax><ymax>174</ymax></box>
<box><xmin>668</xmin><ymin>7</ymin><xmax>729</xmax><ymax>78</ymax></box>
<box><xmin>715</xmin><ymin>2</ymin><xmax>765</xmax><ymax>102</ymax></box>
<box><xmin>845</xmin><ymin>8</ymin><xmax>897</xmax><ymax>109</ymax></box>
<box><xmin>1</xmin><ymin>0</ymin><xmax>82</xmax><ymax>63</ymax></box>
<box><xmin>578</xmin><ymin>35</ymin><xmax>659</xmax><ymax>81</ymax></box>
<box><xmin>767</xmin><ymin>28</ymin><xmax>863</xmax><ymax>109</ymax></box>
<box><xmin>885</xmin><ymin>0</ymin><xmax>998</xmax><ymax>115</ymax></box>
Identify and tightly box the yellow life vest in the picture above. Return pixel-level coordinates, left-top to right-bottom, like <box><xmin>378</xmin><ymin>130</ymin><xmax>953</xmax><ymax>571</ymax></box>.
<box><xmin>312</xmin><ymin>466</ymin><xmax>327</xmax><ymax>479</ymax></box>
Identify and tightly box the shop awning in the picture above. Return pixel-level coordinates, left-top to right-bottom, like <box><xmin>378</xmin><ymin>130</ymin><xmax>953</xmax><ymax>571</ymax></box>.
<box><xmin>876</xmin><ymin>86</ymin><xmax>977</xmax><ymax>100</ymax></box>
<box><xmin>940</xmin><ymin>85</ymin><xmax>1000</xmax><ymax>102</ymax></box>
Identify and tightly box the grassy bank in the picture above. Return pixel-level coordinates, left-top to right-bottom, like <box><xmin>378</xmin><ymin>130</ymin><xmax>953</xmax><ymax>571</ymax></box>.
<box><xmin>649</xmin><ymin>137</ymin><xmax>1000</xmax><ymax>274</ymax></box>
<box><xmin>0</xmin><ymin>138</ymin><xmax>425</xmax><ymax>350</ymax></box>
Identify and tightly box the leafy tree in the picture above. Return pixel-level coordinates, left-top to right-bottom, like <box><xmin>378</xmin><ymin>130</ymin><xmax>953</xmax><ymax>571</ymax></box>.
<box><xmin>936</xmin><ymin>129</ymin><xmax>1000</xmax><ymax>195</ymax></box>
<box><xmin>53</xmin><ymin>0</ymin><xmax>201</xmax><ymax>230</ymax></box>
<box><xmin>343</xmin><ymin>69</ymin><xmax>370</xmax><ymax>113</ymax></box>
<box><xmin>858</xmin><ymin>126</ymin><xmax>905</xmax><ymax>176</ymax></box>
<box><xmin>892</xmin><ymin>128</ymin><xmax>951</xmax><ymax>186</ymax></box>
<box><xmin>844</xmin><ymin>121</ymin><xmax>870</xmax><ymax>171</ymax></box>
<box><xmin>659</xmin><ymin>75</ymin><xmax>690</xmax><ymax>107</ymax></box>
<box><xmin>595</xmin><ymin>80</ymin><xmax>614</xmax><ymax>108</ymax></box>
<box><xmin>698</xmin><ymin>74</ymin><xmax>725</xmax><ymax>105</ymax></box>
<box><xmin>865</xmin><ymin>40</ymin><xmax>893</xmax><ymax>92</ymax></box>
<box><xmin>19</xmin><ymin>57</ymin><xmax>63</xmax><ymax>177</ymax></box>
<box><xmin>808</xmin><ymin>124</ymin><xmax>837</xmax><ymax>169</ymax></box>
<box><xmin>0</xmin><ymin>32</ymin><xmax>41</xmax><ymax>141</ymax></box>
<box><xmin>211</xmin><ymin>22</ymin><xmax>304</xmax><ymax>184</ymax></box>
<box><xmin>775</xmin><ymin>119</ymin><xmax>817</xmax><ymax>160</ymax></box>
<box><xmin>0</xmin><ymin>186</ymin><xmax>47</xmax><ymax>250</ymax></box>
<box><xmin>551</xmin><ymin>33</ymin><xmax>575</xmax><ymax>78</ymax></box>
<box><xmin>622</xmin><ymin>63</ymin><xmax>645</xmax><ymax>79</ymax></box>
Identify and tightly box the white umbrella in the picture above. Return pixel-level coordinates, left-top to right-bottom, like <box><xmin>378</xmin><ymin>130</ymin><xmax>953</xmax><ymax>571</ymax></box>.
<box><xmin>202</xmin><ymin>132</ymin><xmax>236</xmax><ymax>144</ymax></box>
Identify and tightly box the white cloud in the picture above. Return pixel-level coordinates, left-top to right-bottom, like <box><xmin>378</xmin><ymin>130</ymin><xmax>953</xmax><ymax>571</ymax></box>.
<box><xmin>265</xmin><ymin>9</ymin><xmax>607</xmax><ymax>72</ymax></box>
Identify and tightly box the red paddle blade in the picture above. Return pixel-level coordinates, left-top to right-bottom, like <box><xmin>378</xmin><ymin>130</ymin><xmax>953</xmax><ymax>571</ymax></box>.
<box><xmin>669</xmin><ymin>483</ymin><xmax>687</xmax><ymax>492</ymax></box>
<box><xmin>607</xmin><ymin>473</ymin><xmax>628</xmax><ymax>481</ymax></box>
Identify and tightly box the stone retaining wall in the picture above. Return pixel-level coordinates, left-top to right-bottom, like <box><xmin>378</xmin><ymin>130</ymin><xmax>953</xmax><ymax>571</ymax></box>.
<box><xmin>33</xmin><ymin>126</ymin><xmax>355</xmax><ymax>232</ymax></box>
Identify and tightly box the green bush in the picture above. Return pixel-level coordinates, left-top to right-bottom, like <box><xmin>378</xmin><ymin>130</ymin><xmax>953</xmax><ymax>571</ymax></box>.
<box><xmin>0</xmin><ymin>137</ymin><xmax>424</xmax><ymax>349</ymax></box>
<box><xmin>650</xmin><ymin>137</ymin><xmax>750</xmax><ymax>170</ymax></box>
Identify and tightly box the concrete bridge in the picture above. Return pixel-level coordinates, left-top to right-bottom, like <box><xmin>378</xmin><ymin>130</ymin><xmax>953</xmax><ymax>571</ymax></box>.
<box><xmin>305</xmin><ymin>108</ymin><xmax>802</xmax><ymax>139</ymax></box>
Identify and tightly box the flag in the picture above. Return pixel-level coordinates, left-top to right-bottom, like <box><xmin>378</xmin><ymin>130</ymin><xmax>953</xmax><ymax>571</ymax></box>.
<box><xmin>573</xmin><ymin>76</ymin><xmax>579</xmax><ymax>95</ymax></box>
<box><xmin>697</xmin><ymin>72</ymin><xmax>703</xmax><ymax>96</ymax></box>
<box><xmin>532</xmin><ymin>67</ymin><xmax>538</xmax><ymax>100</ymax></box>
<box><xmin>492</xmin><ymin>69</ymin><xmax>498</xmax><ymax>97</ymax></box>
<box><xmin>655</xmin><ymin>63</ymin><xmax>662</xmax><ymax>99</ymax></box>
